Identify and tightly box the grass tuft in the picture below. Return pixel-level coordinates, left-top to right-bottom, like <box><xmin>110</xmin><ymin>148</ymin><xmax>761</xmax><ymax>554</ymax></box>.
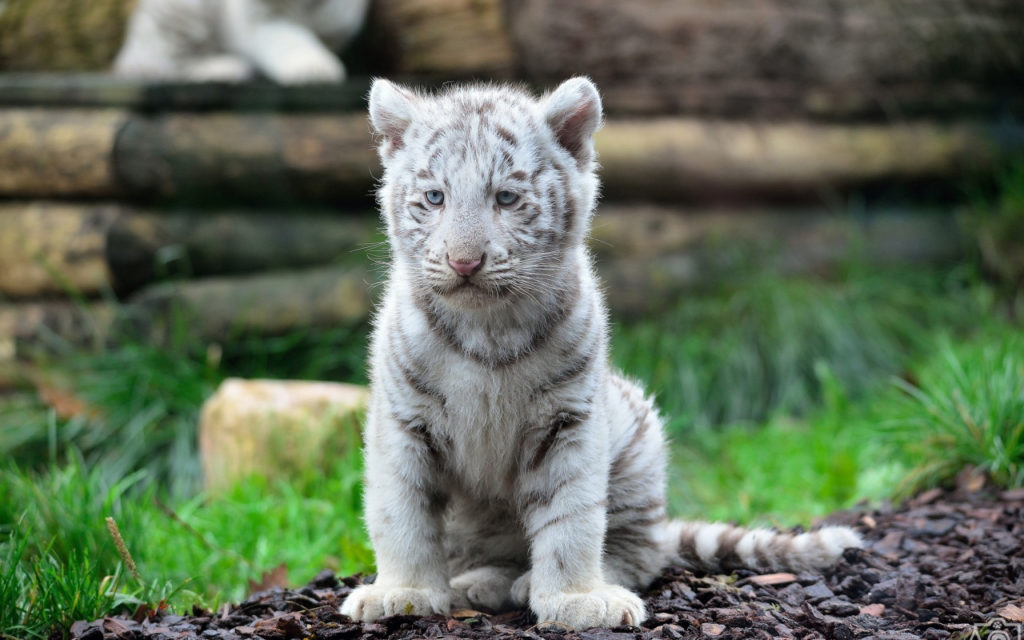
<box><xmin>888</xmin><ymin>330</ymin><xmax>1024</xmax><ymax>493</ymax></box>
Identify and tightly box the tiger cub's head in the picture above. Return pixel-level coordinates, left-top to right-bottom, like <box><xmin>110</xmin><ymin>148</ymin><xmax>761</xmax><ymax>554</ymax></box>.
<box><xmin>368</xmin><ymin>78</ymin><xmax>602</xmax><ymax>309</ymax></box>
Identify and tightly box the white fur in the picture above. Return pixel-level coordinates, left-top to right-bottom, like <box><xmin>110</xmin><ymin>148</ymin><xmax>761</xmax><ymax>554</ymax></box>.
<box><xmin>113</xmin><ymin>0</ymin><xmax>368</xmax><ymax>84</ymax></box>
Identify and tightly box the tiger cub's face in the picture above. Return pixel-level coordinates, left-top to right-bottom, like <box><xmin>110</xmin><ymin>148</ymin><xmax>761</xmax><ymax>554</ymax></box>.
<box><xmin>368</xmin><ymin>79</ymin><xmax>603</xmax><ymax>309</ymax></box>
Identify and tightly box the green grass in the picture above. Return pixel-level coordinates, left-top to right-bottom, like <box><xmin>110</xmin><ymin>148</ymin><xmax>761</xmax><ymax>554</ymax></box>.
<box><xmin>887</xmin><ymin>329</ymin><xmax>1024</xmax><ymax>493</ymax></box>
<box><xmin>611</xmin><ymin>266</ymin><xmax>985</xmax><ymax>433</ymax></box>
<box><xmin>666</xmin><ymin>324</ymin><xmax>1023</xmax><ymax>527</ymax></box>
<box><xmin>0</xmin><ymin>537</ymin><xmax>131</xmax><ymax>640</ymax></box>
<box><xmin>0</xmin><ymin>451</ymin><xmax>371</xmax><ymax>639</ymax></box>
<box><xmin>665</xmin><ymin>365</ymin><xmax>908</xmax><ymax>526</ymax></box>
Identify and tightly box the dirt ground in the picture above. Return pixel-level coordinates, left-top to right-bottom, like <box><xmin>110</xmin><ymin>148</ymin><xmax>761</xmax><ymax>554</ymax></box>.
<box><xmin>71</xmin><ymin>486</ymin><xmax>1024</xmax><ymax>640</ymax></box>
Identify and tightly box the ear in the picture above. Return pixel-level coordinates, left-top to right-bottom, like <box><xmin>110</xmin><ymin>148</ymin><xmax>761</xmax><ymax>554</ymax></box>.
<box><xmin>543</xmin><ymin>77</ymin><xmax>603</xmax><ymax>165</ymax></box>
<box><xmin>368</xmin><ymin>78</ymin><xmax>416</xmax><ymax>152</ymax></box>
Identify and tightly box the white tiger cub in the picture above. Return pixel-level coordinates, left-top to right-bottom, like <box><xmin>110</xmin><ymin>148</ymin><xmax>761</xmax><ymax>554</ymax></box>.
<box><xmin>113</xmin><ymin>0</ymin><xmax>368</xmax><ymax>84</ymax></box>
<box><xmin>341</xmin><ymin>78</ymin><xmax>862</xmax><ymax>629</ymax></box>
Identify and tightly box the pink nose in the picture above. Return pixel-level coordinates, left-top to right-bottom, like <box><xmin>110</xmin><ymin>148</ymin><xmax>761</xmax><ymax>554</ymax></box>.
<box><xmin>448</xmin><ymin>254</ymin><xmax>484</xmax><ymax>277</ymax></box>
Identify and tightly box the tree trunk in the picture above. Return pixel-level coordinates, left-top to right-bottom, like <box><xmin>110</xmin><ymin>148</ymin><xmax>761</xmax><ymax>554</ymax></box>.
<box><xmin>508</xmin><ymin>0</ymin><xmax>1024</xmax><ymax>118</ymax></box>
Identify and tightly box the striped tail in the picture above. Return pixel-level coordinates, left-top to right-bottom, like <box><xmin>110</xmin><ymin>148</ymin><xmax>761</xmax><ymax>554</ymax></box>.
<box><xmin>665</xmin><ymin>520</ymin><xmax>863</xmax><ymax>573</ymax></box>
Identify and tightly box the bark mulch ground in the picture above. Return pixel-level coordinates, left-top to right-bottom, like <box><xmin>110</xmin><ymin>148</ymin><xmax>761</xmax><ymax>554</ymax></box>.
<box><xmin>71</xmin><ymin>487</ymin><xmax>1024</xmax><ymax>640</ymax></box>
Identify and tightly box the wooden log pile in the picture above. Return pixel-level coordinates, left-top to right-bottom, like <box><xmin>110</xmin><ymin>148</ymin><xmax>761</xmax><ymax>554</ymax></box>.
<box><xmin>0</xmin><ymin>200</ymin><xmax>378</xmax><ymax>355</ymax></box>
<box><xmin>1</xmin><ymin>0</ymin><xmax>1019</xmax><ymax>352</ymax></box>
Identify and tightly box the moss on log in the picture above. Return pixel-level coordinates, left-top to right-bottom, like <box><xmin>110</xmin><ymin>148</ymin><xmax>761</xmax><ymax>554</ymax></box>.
<box><xmin>0</xmin><ymin>0</ymin><xmax>135</xmax><ymax>71</ymax></box>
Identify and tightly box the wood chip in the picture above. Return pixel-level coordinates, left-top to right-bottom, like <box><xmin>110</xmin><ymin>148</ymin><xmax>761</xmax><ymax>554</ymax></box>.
<box><xmin>998</xmin><ymin>603</ymin><xmax>1024</xmax><ymax>622</ymax></box>
<box><xmin>700</xmin><ymin>623</ymin><xmax>725</xmax><ymax>636</ymax></box>
<box><xmin>859</xmin><ymin>603</ymin><xmax>886</xmax><ymax>616</ymax></box>
<box><xmin>912</xmin><ymin>488</ymin><xmax>943</xmax><ymax>505</ymax></box>
<box><xmin>450</xmin><ymin>609</ymin><xmax>484</xmax><ymax>619</ymax></box>
<box><xmin>1000</xmin><ymin>488</ymin><xmax>1024</xmax><ymax>501</ymax></box>
<box><xmin>748</xmin><ymin>572</ymin><xmax>798</xmax><ymax>586</ymax></box>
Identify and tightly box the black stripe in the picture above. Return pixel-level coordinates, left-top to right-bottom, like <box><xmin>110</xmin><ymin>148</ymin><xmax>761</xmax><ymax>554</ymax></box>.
<box><xmin>519</xmin><ymin>468</ymin><xmax>586</xmax><ymax>510</ymax></box>
<box><xmin>714</xmin><ymin>528</ymin><xmax>747</xmax><ymax>571</ymax></box>
<box><xmin>609</xmin><ymin>405</ymin><xmax>652</xmax><ymax>481</ymax></box>
<box><xmin>527</xmin><ymin>409</ymin><xmax>590</xmax><ymax>470</ymax></box>
<box><xmin>607</xmin><ymin>499</ymin><xmax>666</xmax><ymax>516</ymax></box>
<box><xmin>528</xmin><ymin>499</ymin><xmax>607</xmax><ymax>538</ymax></box>
<box><xmin>532</xmin><ymin>348</ymin><xmax>596</xmax><ymax>399</ymax></box>
<box><xmin>390</xmin><ymin>323</ymin><xmax>448</xmax><ymax>410</ymax></box>
<box><xmin>496</xmin><ymin>126</ymin><xmax>518</xmax><ymax>147</ymax></box>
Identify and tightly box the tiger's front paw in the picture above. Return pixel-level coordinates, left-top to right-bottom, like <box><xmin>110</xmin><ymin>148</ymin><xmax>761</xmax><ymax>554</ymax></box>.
<box><xmin>531</xmin><ymin>584</ymin><xmax>645</xmax><ymax>630</ymax></box>
<box><xmin>450</xmin><ymin>567</ymin><xmax>519</xmax><ymax>611</ymax></box>
<box><xmin>340</xmin><ymin>584</ymin><xmax>451</xmax><ymax>621</ymax></box>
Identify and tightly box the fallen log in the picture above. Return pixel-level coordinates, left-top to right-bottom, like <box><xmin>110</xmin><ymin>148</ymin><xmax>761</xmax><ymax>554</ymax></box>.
<box><xmin>113</xmin><ymin>111</ymin><xmax>378</xmax><ymax>205</ymax></box>
<box><xmin>122</xmin><ymin>265</ymin><xmax>373</xmax><ymax>342</ymax></box>
<box><xmin>1</xmin><ymin>265</ymin><xmax>373</xmax><ymax>353</ymax></box>
<box><xmin>0</xmin><ymin>202</ymin><xmax>120</xmax><ymax>298</ymax></box>
<box><xmin>595</xmin><ymin>119</ymin><xmax>1019</xmax><ymax>203</ymax></box>
<box><xmin>0</xmin><ymin>202</ymin><xmax>379</xmax><ymax>297</ymax></box>
<box><xmin>0</xmin><ymin>109</ymin><xmax>125</xmax><ymax>197</ymax></box>
<box><xmin>0</xmin><ymin>73</ymin><xmax>373</xmax><ymax>111</ymax></box>
<box><xmin>2</xmin><ymin>110</ymin><xmax>1020</xmax><ymax>203</ymax></box>
<box><xmin>508</xmin><ymin>0</ymin><xmax>1024</xmax><ymax>119</ymax></box>
<box><xmin>105</xmin><ymin>208</ymin><xmax>379</xmax><ymax>293</ymax></box>
<box><xmin>0</xmin><ymin>301</ymin><xmax>113</xmax><ymax>356</ymax></box>
<box><xmin>591</xmin><ymin>205</ymin><xmax>966</xmax><ymax>315</ymax></box>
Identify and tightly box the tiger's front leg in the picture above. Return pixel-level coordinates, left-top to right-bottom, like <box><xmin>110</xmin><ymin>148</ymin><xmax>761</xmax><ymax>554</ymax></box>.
<box><xmin>340</xmin><ymin>410</ymin><xmax>452</xmax><ymax>621</ymax></box>
<box><xmin>518</xmin><ymin>411</ymin><xmax>646</xmax><ymax>629</ymax></box>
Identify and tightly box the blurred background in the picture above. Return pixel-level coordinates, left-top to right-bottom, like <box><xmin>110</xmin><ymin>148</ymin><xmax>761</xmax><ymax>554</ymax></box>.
<box><xmin>1</xmin><ymin>0</ymin><xmax>1022</xmax><ymax>635</ymax></box>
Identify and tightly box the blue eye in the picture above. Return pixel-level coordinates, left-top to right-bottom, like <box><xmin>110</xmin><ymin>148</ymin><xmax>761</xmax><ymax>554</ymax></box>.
<box><xmin>425</xmin><ymin>190</ymin><xmax>445</xmax><ymax>205</ymax></box>
<box><xmin>496</xmin><ymin>190</ymin><xmax>519</xmax><ymax>206</ymax></box>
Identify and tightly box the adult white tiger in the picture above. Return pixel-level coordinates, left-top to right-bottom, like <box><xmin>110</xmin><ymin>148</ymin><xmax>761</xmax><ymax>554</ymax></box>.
<box><xmin>342</xmin><ymin>77</ymin><xmax>862</xmax><ymax>629</ymax></box>
<box><xmin>113</xmin><ymin>0</ymin><xmax>368</xmax><ymax>84</ymax></box>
